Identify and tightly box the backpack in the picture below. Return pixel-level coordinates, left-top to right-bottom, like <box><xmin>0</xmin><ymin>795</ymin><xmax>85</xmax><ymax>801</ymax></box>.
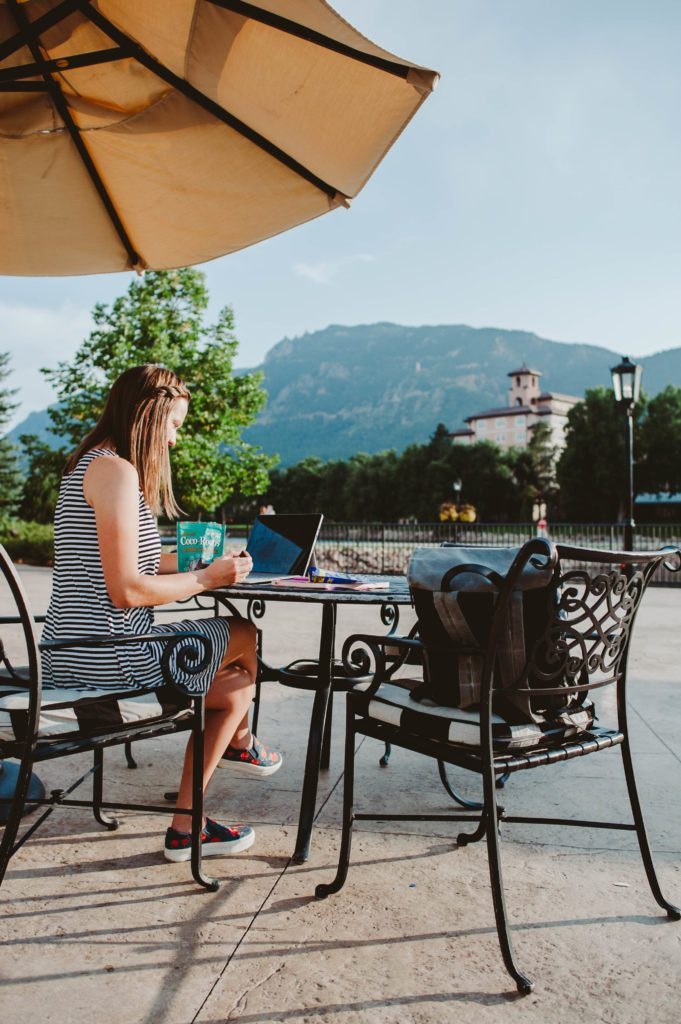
<box><xmin>407</xmin><ymin>545</ymin><xmax>591</xmax><ymax>726</ymax></box>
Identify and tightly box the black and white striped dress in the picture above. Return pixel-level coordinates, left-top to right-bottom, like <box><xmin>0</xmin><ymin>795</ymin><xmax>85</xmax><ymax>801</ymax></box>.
<box><xmin>41</xmin><ymin>448</ymin><xmax>230</xmax><ymax>696</ymax></box>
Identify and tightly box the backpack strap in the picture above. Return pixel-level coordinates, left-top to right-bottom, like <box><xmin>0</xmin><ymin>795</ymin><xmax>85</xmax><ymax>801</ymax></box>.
<box><xmin>495</xmin><ymin>591</ymin><xmax>543</xmax><ymax>722</ymax></box>
<box><xmin>432</xmin><ymin>592</ymin><xmax>481</xmax><ymax>707</ymax></box>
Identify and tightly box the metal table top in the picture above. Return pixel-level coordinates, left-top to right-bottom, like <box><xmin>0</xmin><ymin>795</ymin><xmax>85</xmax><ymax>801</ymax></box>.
<box><xmin>206</xmin><ymin>573</ymin><xmax>411</xmax><ymax>605</ymax></box>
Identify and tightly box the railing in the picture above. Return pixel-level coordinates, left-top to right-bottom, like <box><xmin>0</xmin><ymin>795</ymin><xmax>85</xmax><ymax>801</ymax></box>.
<box><xmin>308</xmin><ymin>522</ymin><xmax>681</xmax><ymax>584</ymax></box>
<box><xmin>161</xmin><ymin>522</ymin><xmax>681</xmax><ymax>585</ymax></box>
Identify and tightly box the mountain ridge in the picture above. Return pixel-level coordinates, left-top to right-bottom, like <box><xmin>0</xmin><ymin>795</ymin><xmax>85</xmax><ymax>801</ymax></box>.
<box><xmin>8</xmin><ymin>323</ymin><xmax>681</xmax><ymax>466</ymax></box>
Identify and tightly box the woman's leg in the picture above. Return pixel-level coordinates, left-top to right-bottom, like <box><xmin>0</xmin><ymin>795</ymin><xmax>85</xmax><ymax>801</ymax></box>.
<box><xmin>171</xmin><ymin>619</ymin><xmax>257</xmax><ymax>832</ymax></box>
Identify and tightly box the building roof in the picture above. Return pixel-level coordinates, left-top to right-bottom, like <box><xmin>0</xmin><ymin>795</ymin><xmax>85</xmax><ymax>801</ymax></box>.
<box><xmin>507</xmin><ymin>364</ymin><xmax>542</xmax><ymax>377</ymax></box>
<box><xmin>465</xmin><ymin>406</ymin><xmax>532</xmax><ymax>422</ymax></box>
<box><xmin>536</xmin><ymin>390</ymin><xmax>580</xmax><ymax>403</ymax></box>
<box><xmin>449</xmin><ymin>427</ymin><xmax>475</xmax><ymax>437</ymax></box>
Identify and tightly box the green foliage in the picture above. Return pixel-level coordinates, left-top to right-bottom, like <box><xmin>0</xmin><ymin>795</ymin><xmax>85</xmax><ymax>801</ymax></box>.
<box><xmin>42</xmin><ymin>268</ymin><xmax>276</xmax><ymax>514</ymax></box>
<box><xmin>510</xmin><ymin>421</ymin><xmax>558</xmax><ymax>519</ymax></box>
<box><xmin>557</xmin><ymin>388</ymin><xmax>647</xmax><ymax>521</ymax></box>
<box><xmin>265</xmin><ymin>423</ymin><xmax>546</xmax><ymax>522</ymax></box>
<box><xmin>0</xmin><ymin>518</ymin><xmax>54</xmax><ymax>565</ymax></box>
<box><xmin>0</xmin><ymin>352</ymin><xmax>23</xmax><ymax>516</ymax></box>
<box><xmin>18</xmin><ymin>435</ymin><xmax>65</xmax><ymax>524</ymax></box>
<box><xmin>637</xmin><ymin>386</ymin><xmax>681</xmax><ymax>495</ymax></box>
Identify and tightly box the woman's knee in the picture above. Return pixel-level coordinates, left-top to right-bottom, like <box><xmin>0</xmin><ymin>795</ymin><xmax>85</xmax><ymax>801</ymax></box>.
<box><xmin>206</xmin><ymin>670</ymin><xmax>254</xmax><ymax>710</ymax></box>
<box><xmin>230</xmin><ymin>617</ymin><xmax>257</xmax><ymax>646</ymax></box>
<box><xmin>222</xmin><ymin>617</ymin><xmax>258</xmax><ymax>666</ymax></box>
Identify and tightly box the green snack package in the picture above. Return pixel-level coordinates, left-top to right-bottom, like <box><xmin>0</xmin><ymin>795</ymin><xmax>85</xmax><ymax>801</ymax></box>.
<box><xmin>176</xmin><ymin>521</ymin><xmax>226</xmax><ymax>572</ymax></box>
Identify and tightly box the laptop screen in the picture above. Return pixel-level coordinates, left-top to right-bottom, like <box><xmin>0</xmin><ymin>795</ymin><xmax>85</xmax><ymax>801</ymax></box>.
<box><xmin>246</xmin><ymin>514</ymin><xmax>323</xmax><ymax>575</ymax></box>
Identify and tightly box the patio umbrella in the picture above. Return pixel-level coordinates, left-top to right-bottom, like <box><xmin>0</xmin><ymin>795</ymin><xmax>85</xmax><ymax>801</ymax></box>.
<box><xmin>0</xmin><ymin>0</ymin><xmax>438</xmax><ymax>275</ymax></box>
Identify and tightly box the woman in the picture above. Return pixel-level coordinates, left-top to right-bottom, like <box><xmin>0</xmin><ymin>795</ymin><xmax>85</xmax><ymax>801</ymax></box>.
<box><xmin>41</xmin><ymin>364</ymin><xmax>281</xmax><ymax>862</ymax></box>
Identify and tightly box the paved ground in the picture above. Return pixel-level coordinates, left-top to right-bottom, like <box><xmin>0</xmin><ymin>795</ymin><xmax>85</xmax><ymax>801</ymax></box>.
<box><xmin>1</xmin><ymin>567</ymin><xmax>680</xmax><ymax>1023</ymax></box>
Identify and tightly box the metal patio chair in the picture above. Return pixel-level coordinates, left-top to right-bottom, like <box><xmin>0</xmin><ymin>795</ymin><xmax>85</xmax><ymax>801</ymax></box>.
<box><xmin>315</xmin><ymin>539</ymin><xmax>681</xmax><ymax>993</ymax></box>
<box><xmin>0</xmin><ymin>543</ymin><xmax>222</xmax><ymax>892</ymax></box>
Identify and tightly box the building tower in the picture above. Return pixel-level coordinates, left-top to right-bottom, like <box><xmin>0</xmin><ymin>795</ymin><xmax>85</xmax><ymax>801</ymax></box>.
<box><xmin>508</xmin><ymin>365</ymin><xmax>541</xmax><ymax>408</ymax></box>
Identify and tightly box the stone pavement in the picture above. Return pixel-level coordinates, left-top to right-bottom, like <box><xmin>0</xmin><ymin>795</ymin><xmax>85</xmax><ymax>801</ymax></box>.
<box><xmin>0</xmin><ymin>567</ymin><xmax>679</xmax><ymax>1024</ymax></box>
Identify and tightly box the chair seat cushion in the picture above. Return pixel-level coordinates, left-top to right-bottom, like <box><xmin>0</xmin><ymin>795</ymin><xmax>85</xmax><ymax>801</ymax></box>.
<box><xmin>353</xmin><ymin>678</ymin><xmax>595</xmax><ymax>751</ymax></box>
<box><xmin>0</xmin><ymin>679</ymin><xmax>192</xmax><ymax>744</ymax></box>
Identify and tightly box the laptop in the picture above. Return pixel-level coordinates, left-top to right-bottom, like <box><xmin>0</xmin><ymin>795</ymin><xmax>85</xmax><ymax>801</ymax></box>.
<box><xmin>242</xmin><ymin>513</ymin><xmax>323</xmax><ymax>583</ymax></box>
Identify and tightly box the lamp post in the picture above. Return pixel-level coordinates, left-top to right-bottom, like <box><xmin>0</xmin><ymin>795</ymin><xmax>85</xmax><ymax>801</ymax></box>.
<box><xmin>452</xmin><ymin>478</ymin><xmax>462</xmax><ymax>506</ymax></box>
<box><xmin>610</xmin><ymin>356</ymin><xmax>643</xmax><ymax>551</ymax></box>
<box><xmin>452</xmin><ymin>478</ymin><xmax>462</xmax><ymax>544</ymax></box>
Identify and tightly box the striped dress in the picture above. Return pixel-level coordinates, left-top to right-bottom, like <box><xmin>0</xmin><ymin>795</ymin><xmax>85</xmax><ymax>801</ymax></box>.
<box><xmin>41</xmin><ymin>448</ymin><xmax>229</xmax><ymax>696</ymax></box>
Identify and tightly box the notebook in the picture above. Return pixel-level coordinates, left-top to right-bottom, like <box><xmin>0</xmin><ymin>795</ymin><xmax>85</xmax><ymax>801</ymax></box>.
<box><xmin>242</xmin><ymin>513</ymin><xmax>324</xmax><ymax>583</ymax></box>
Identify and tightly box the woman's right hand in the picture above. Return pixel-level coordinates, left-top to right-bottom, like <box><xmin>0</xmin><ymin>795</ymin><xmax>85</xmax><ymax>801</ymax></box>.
<box><xmin>202</xmin><ymin>550</ymin><xmax>253</xmax><ymax>588</ymax></box>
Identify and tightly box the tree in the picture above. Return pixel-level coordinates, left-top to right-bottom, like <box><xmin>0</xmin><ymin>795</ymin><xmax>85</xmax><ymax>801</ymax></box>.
<box><xmin>0</xmin><ymin>352</ymin><xmax>23</xmax><ymax>517</ymax></box>
<box><xmin>18</xmin><ymin>435</ymin><xmax>64</xmax><ymax>524</ymax></box>
<box><xmin>509</xmin><ymin>421</ymin><xmax>558</xmax><ymax>519</ymax></box>
<box><xmin>42</xmin><ymin>269</ymin><xmax>275</xmax><ymax>514</ymax></box>
<box><xmin>266</xmin><ymin>424</ymin><xmax>526</xmax><ymax>522</ymax></box>
<box><xmin>556</xmin><ymin>387</ymin><xmax>647</xmax><ymax>521</ymax></box>
<box><xmin>637</xmin><ymin>386</ymin><xmax>681</xmax><ymax>495</ymax></box>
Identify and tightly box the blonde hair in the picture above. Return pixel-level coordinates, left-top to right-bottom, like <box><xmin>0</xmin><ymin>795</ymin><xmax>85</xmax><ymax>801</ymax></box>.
<box><xmin>65</xmin><ymin>364</ymin><xmax>190</xmax><ymax>517</ymax></box>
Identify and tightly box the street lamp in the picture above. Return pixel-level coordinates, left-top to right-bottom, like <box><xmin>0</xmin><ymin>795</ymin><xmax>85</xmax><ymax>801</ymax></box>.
<box><xmin>451</xmin><ymin>478</ymin><xmax>462</xmax><ymax>543</ymax></box>
<box><xmin>610</xmin><ymin>356</ymin><xmax>643</xmax><ymax>551</ymax></box>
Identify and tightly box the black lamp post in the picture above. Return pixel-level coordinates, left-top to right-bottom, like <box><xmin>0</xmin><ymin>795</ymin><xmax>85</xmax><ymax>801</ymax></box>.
<box><xmin>452</xmin><ymin>478</ymin><xmax>462</xmax><ymax>543</ymax></box>
<box><xmin>610</xmin><ymin>356</ymin><xmax>643</xmax><ymax>551</ymax></box>
<box><xmin>452</xmin><ymin>478</ymin><xmax>462</xmax><ymax>506</ymax></box>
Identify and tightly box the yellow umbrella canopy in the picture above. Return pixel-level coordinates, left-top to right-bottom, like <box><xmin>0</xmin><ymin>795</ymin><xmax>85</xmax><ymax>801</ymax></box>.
<box><xmin>0</xmin><ymin>0</ymin><xmax>438</xmax><ymax>275</ymax></box>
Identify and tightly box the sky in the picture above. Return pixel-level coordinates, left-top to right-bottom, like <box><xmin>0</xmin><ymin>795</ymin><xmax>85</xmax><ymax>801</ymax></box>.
<box><xmin>2</xmin><ymin>0</ymin><xmax>681</xmax><ymax>425</ymax></box>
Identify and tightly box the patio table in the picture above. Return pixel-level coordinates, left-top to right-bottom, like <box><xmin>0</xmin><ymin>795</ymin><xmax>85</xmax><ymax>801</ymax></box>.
<box><xmin>207</xmin><ymin>575</ymin><xmax>412</xmax><ymax>863</ymax></box>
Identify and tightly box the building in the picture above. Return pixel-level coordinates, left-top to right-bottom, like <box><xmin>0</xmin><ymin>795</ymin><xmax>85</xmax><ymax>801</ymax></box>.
<box><xmin>449</xmin><ymin>365</ymin><xmax>580</xmax><ymax>451</ymax></box>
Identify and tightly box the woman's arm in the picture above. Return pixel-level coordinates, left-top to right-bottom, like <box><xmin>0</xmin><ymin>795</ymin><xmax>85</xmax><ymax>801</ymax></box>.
<box><xmin>158</xmin><ymin>551</ymin><xmax>178</xmax><ymax>574</ymax></box>
<box><xmin>83</xmin><ymin>456</ymin><xmax>251</xmax><ymax>608</ymax></box>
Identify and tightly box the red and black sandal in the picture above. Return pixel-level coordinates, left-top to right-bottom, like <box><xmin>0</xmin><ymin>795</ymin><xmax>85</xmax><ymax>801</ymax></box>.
<box><xmin>164</xmin><ymin>818</ymin><xmax>255</xmax><ymax>862</ymax></box>
<box><xmin>218</xmin><ymin>735</ymin><xmax>283</xmax><ymax>777</ymax></box>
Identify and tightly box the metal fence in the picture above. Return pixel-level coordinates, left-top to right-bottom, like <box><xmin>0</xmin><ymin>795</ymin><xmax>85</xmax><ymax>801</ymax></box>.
<box><xmin>310</xmin><ymin>522</ymin><xmax>681</xmax><ymax>584</ymax></box>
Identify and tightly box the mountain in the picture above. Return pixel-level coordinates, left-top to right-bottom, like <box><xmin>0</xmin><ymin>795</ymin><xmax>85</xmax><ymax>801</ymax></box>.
<box><xmin>6</xmin><ymin>407</ymin><xmax>61</xmax><ymax>469</ymax></box>
<box><xmin>8</xmin><ymin>324</ymin><xmax>681</xmax><ymax>466</ymax></box>
<box><xmin>242</xmin><ymin>323</ymin><xmax>681</xmax><ymax>465</ymax></box>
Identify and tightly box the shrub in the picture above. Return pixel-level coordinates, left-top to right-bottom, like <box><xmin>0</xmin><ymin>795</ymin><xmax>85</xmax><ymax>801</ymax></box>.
<box><xmin>0</xmin><ymin>519</ymin><xmax>54</xmax><ymax>566</ymax></box>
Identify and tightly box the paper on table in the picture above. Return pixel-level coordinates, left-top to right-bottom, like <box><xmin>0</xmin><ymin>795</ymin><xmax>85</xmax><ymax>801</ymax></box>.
<box><xmin>271</xmin><ymin>577</ymin><xmax>389</xmax><ymax>591</ymax></box>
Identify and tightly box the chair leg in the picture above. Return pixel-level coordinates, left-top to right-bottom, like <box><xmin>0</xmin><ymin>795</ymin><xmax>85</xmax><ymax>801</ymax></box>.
<box><xmin>482</xmin><ymin>757</ymin><xmax>534</xmax><ymax>994</ymax></box>
<box><xmin>315</xmin><ymin>701</ymin><xmax>355</xmax><ymax>899</ymax></box>
<box><xmin>189</xmin><ymin>697</ymin><xmax>219</xmax><ymax>892</ymax></box>
<box><xmin>252</xmin><ymin>628</ymin><xmax>263</xmax><ymax>737</ymax></box>
<box><xmin>438</xmin><ymin>760</ymin><xmax>483</xmax><ymax>810</ymax></box>
<box><xmin>456</xmin><ymin>814</ymin><xmax>487</xmax><ymax>846</ymax></box>
<box><xmin>251</xmin><ymin>678</ymin><xmax>261</xmax><ymax>738</ymax></box>
<box><xmin>0</xmin><ymin>749</ymin><xmax>35</xmax><ymax>887</ymax></box>
<box><xmin>92</xmin><ymin>748</ymin><xmax>119</xmax><ymax>830</ymax></box>
<box><xmin>124</xmin><ymin>741</ymin><xmax>138</xmax><ymax>770</ymax></box>
<box><xmin>620</xmin><ymin>737</ymin><xmax>680</xmax><ymax>919</ymax></box>
<box><xmin>379</xmin><ymin>741</ymin><xmax>391</xmax><ymax>766</ymax></box>
<box><xmin>321</xmin><ymin>692</ymin><xmax>333</xmax><ymax>770</ymax></box>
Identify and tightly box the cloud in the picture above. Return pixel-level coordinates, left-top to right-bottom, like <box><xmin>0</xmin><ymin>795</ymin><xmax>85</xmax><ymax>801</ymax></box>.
<box><xmin>293</xmin><ymin>252</ymin><xmax>375</xmax><ymax>285</ymax></box>
<box><xmin>0</xmin><ymin>301</ymin><xmax>93</xmax><ymax>428</ymax></box>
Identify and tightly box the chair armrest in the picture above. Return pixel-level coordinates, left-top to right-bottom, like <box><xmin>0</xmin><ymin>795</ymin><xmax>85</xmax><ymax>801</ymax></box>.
<box><xmin>39</xmin><ymin>630</ymin><xmax>213</xmax><ymax>694</ymax></box>
<box><xmin>341</xmin><ymin>632</ymin><xmax>425</xmax><ymax>698</ymax></box>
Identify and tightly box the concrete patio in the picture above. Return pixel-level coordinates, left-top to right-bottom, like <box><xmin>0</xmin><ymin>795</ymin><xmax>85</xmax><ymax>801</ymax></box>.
<box><xmin>1</xmin><ymin>566</ymin><xmax>679</xmax><ymax>1023</ymax></box>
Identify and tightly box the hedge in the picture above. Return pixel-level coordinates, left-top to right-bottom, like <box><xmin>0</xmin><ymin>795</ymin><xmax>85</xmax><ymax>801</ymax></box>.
<box><xmin>0</xmin><ymin>519</ymin><xmax>54</xmax><ymax>566</ymax></box>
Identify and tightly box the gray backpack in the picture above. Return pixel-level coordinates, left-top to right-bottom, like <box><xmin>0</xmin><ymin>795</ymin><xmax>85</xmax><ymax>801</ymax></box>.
<box><xmin>407</xmin><ymin>546</ymin><xmax>590</xmax><ymax>726</ymax></box>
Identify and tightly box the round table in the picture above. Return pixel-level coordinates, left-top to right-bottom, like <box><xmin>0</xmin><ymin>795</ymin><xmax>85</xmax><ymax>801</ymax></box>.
<box><xmin>208</xmin><ymin>575</ymin><xmax>412</xmax><ymax>862</ymax></box>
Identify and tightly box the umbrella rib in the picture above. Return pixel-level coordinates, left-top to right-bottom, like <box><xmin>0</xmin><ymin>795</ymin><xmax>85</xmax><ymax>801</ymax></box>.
<box><xmin>206</xmin><ymin>0</ymin><xmax>413</xmax><ymax>80</ymax></box>
<box><xmin>6</xmin><ymin>0</ymin><xmax>143</xmax><ymax>272</ymax></box>
<box><xmin>0</xmin><ymin>0</ymin><xmax>83</xmax><ymax>64</ymax></box>
<box><xmin>0</xmin><ymin>47</ymin><xmax>127</xmax><ymax>84</ymax></box>
<box><xmin>78</xmin><ymin>0</ymin><xmax>347</xmax><ymax>202</ymax></box>
<box><xmin>0</xmin><ymin>82</ymin><xmax>49</xmax><ymax>93</ymax></box>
